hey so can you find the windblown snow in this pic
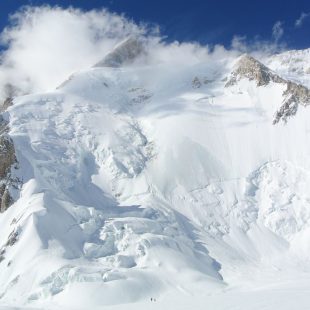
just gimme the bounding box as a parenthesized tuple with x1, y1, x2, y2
(1, 38, 310, 309)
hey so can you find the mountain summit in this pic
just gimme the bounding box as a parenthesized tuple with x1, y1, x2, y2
(1, 43, 310, 308)
(94, 37, 145, 67)
(226, 54, 310, 123)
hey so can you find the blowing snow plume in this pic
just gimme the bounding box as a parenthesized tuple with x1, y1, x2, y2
(0, 6, 148, 100)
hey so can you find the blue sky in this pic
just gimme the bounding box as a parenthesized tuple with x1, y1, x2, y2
(0, 0, 310, 49)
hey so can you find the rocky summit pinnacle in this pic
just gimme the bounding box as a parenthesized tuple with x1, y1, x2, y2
(225, 54, 285, 87)
(94, 37, 145, 68)
(225, 54, 310, 124)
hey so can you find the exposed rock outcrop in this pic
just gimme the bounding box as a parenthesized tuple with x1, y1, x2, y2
(0, 134, 18, 213)
(0, 136, 16, 179)
(225, 55, 285, 87)
(273, 100, 298, 124)
(273, 82, 310, 124)
(94, 37, 145, 68)
(285, 81, 310, 103)
(0, 229, 19, 264)
(0, 100, 20, 212)
(127, 87, 153, 105)
(192, 77, 213, 89)
(226, 54, 310, 124)
(0, 98, 13, 113)
(192, 77, 202, 89)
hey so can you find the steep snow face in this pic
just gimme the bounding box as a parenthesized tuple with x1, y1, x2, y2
(2, 49, 310, 308)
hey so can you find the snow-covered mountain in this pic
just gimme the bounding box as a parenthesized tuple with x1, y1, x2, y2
(1, 38, 310, 309)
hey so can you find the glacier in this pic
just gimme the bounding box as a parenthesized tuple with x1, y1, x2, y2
(1, 38, 310, 309)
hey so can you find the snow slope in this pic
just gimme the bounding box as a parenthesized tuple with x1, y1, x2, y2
(1, 41, 310, 308)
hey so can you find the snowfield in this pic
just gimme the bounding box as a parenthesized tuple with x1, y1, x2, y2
(1, 39, 310, 309)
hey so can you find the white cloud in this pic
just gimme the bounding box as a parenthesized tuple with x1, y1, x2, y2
(230, 34, 285, 58)
(0, 6, 146, 99)
(295, 12, 310, 28)
(231, 35, 248, 52)
(0, 6, 287, 101)
(272, 21, 284, 42)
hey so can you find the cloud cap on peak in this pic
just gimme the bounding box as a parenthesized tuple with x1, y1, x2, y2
(0, 6, 145, 100)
